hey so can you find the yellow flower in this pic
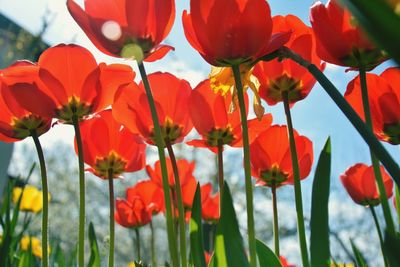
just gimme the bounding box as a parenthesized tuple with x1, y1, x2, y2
(20, 236, 50, 259)
(209, 65, 265, 120)
(330, 263, 355, 267)
(13, 185, 51, 213)
(127, 262, 136, 267)
(387, 0, 400, 14)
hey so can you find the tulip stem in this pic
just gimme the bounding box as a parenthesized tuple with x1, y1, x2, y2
(217, 140, 224, 211)
(135, 228, 141, 261)
(271, 184, 280, 257)
(369, 205, 388, 267)
(137, 61, 179, 267)
(282, 91, 310, 267)
(30, 130, 49, 267)
(108, 169, 115, 267)
(277, 46, 400, 189)
(150, 221, 157, 267)
(72, 116, 86, 267)
(396, 186, 400, 230)
(359, 66, 395, 235)
(232, 65, 257, 267)
(166, 139, 188, 267)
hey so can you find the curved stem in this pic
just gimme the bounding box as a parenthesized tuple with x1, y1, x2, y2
(232, 65, 257, 267)
(73, 116, 85, 267)
(108, 169, 115, 267)
(137, 62, 179, 267)
(278, 46, 400, 189)
(135, 228, 141, 261)
(369, 206, 388, 267)
(282, 91, 310, 267)
(359, 67, 395, 234)
(271, 185, 279, 257)
(217, 140, 224, 212)
(150, 221, 157, 267)
(30, 130, 49, 267)
(166, 140, 188, 267)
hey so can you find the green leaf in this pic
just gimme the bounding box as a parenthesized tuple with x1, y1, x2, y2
(383, 230, 400, 267)
(87, 222, 101, 267)
(341, 0, 400, 65)
(0, 142, 13, 200)
(350, 240, 368, 267)
(214, 182, 249, 267)
(255, 239, 282, 267)
(190, 184, 207, 267)
(310, 138, 331, 267)
(52, 244, 66, 267)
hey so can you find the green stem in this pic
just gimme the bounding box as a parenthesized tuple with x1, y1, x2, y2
(108, 169, 115, 267)
(271, 185, 279, 257)
(166, 140, 188, 267)
(369, 206, 388, 267)
(30, 130, 49, 267)
(137, 61, 179, 267)
(73, 116, 85, 267)
(359, 67, 395, 234)
(150, 221, 157, 267)
(232, 65, 257, 267)
(282, 91, 310, 267)
(135, 228, 141, 261)
(395, 186, 400, 230)
(278, 47, 400, 189)
(217, 139, 224, 212)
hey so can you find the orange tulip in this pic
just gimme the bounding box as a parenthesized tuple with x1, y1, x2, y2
(146, 158, 197, 211)
(310, 0, 386, 70)
(182, 0, 291, 66)
(250, 125, 313, 187)
(2, 44, 134, 123)
(67, 0, 175, 62)
(113, 72, 193, 145)
(78, 110, 146, 179)
(200, 183, 220, 222)
(0, 62, 51, 142)
(253, 15, 325, 106)
(345, 67, 400, 145)
(340, 163, 393, 206)
(188, 79, 272, 152)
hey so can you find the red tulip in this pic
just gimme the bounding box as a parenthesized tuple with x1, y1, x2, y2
(77, 110, 146, 179)
(113, 72, 193, 145)
(200, 183, 220, 222)
(253, 15, 325, 106)
(182, 0, 291, 66)
(250, 125, 313, 187)
(126, 180, 164, 215)
(115, 192, 152, 228)
(0, 62, 51, 142)
(188, 79, 272, 152)
(67, 0, 175, 62)
(340, 163, 393, 206)
(280, 256, 296, 267)
(2, 44, 134, 123)
(344, 67, 400, 145)
(146, 158, 197, 210)
(310, 0, 386, 70)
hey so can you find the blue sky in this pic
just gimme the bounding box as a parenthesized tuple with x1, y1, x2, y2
(1, 0, 398, 263)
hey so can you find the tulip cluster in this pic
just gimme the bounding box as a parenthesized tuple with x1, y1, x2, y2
(1, 0, 400, 266)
